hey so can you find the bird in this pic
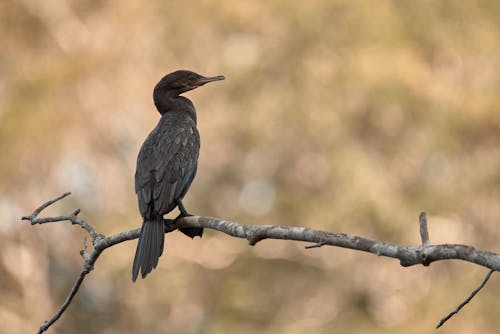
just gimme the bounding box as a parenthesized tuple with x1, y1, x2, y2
(132, 70, 225, 282)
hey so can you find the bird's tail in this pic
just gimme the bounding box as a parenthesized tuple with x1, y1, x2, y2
(132, 217, 165, 282)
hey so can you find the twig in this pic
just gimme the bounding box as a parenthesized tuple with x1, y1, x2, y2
(21, 194, 500, 332)
(37, 259, 98, 334)
(22, 192, 102, 243)
(305, 240, 327, 249)
(22, 192, 71, 220)
(419, 211, 430, 246)
(436, 269, 495, 329)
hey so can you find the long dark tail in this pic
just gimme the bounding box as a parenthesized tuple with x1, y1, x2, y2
(132, 217, 165, 282)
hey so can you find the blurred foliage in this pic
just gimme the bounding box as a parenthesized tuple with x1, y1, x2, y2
(1, 0, 500, 333)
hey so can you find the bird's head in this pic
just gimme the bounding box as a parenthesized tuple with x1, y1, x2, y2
(154, 70, 225, 97)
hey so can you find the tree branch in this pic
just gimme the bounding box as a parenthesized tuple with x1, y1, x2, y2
(22, 193, 498, 332)
(436, 269, 495, 329)
(22, 192, 102, 243)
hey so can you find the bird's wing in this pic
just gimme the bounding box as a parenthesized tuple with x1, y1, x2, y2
(135, 116, 200, 217)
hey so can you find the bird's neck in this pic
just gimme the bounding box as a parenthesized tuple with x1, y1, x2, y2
(155, 94, 197, 123)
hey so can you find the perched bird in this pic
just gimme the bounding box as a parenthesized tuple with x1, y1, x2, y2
(132, 70, 225, 282)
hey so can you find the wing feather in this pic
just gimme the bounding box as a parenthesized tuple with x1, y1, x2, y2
(135, 113, 200, 218)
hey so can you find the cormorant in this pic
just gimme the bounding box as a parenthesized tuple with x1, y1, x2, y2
(132, 70, 225, 282)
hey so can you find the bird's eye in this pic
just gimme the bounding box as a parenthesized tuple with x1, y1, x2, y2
(186, 75, 199, 87)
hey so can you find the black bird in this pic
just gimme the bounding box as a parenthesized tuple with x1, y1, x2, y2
(132, 70, 225, 282)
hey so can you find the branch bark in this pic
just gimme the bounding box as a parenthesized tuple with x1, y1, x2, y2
(22, 193, 497, 333)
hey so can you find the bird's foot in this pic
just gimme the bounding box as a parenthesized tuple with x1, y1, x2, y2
(176, 198, 192, 217)
(175, 199, 203, 239)
(163, 218, 176, 232)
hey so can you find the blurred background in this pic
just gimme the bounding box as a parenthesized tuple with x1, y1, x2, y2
(1, 0, 500, 333)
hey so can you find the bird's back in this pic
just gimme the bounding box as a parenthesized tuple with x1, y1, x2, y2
(135, 110, 200, 219)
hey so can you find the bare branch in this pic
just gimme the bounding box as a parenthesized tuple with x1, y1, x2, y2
(37, 253, 100, 334)
(172, 216, 500, 270)
(22, 192, 102, 243)
(436, 269, 495, 329)
(22, 194, 500, 332)
(21, 192, 71, 220)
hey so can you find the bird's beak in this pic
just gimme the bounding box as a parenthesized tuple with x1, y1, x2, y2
(194, 75, 225, 86)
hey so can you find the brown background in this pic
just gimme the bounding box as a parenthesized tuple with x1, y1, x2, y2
(1, 0, 500, 333)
